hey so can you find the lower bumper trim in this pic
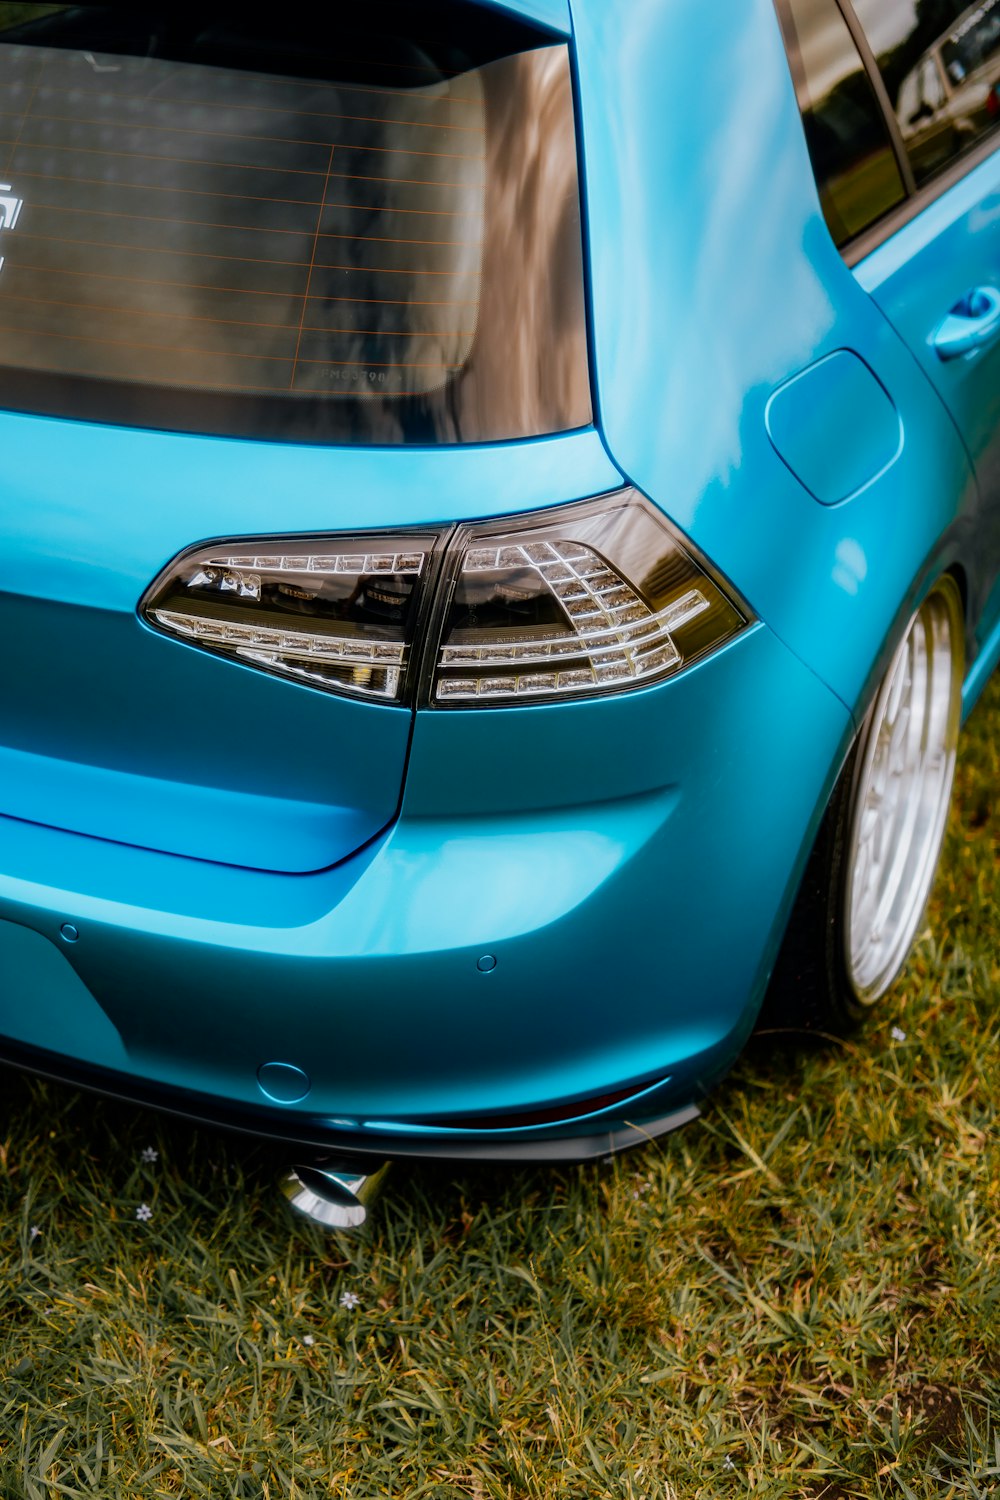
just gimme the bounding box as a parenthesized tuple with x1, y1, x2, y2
(1, 1037, 700, 1164)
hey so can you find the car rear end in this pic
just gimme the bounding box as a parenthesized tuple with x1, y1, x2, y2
(0, 0, 856, 1166)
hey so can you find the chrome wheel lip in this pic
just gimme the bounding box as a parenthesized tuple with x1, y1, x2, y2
(843, 578, 964, 1005)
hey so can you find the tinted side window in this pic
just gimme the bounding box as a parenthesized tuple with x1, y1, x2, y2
(852, 0, 1000, 186)
(782, 0, 907, 246)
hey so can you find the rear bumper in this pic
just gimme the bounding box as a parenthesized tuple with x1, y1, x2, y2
(0, 622, 851, 1162)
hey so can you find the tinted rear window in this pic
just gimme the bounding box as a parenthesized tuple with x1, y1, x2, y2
(0, 4, 591, 444)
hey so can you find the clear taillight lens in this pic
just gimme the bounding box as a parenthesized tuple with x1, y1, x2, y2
(143, 535, 442, 703)
(432, 493, 748, 704)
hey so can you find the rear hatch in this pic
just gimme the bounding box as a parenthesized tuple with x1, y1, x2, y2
(0, 1, 593, 873)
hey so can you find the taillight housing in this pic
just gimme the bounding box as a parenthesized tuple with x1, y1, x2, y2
(141, 492, 751, 708)
(430, 493, 747, 704)
(142, 533, 443, 704)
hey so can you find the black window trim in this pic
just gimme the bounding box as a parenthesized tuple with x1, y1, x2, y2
(774, 0, 1000, 266)
(836, 0, 918, 193)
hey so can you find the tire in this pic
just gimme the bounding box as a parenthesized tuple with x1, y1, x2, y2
(763, 575, 965, 1034)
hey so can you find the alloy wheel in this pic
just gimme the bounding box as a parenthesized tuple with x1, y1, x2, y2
(844, 577, 964, 1004)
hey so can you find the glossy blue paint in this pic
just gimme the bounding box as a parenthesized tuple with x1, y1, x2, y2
(0, 0, 997, 1164)
(765, 352, 902, 506)
(0, 621, 850, 1125)
(0, 918, 130, 1070)
(0, 739, 378, 874)
(854, 148, 1000, 657)
(963, 609, 1000, 719)
(570, 0, 980, 719)
(0, 418, 619, 870)
(0, 414, 617, 612)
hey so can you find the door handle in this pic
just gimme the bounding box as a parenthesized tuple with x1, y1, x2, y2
(933, 285, 1000, 360)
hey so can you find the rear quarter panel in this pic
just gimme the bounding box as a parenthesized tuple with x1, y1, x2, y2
(571, 0, 981, 720)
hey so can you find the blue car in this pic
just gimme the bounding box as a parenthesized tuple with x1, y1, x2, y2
(1, 0, 998, 1225)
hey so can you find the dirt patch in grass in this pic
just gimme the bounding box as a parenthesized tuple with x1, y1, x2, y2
(907, 1382, 974, 1453)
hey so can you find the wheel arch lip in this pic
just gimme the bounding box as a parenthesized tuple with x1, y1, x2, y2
(842, 530, 976, 736)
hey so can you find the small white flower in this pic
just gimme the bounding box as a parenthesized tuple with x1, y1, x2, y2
(723, 1455, 736, 1472)
(339, 1290, 361, 1310)
(891, 1026, 907, 1042)
(302, 1334, 315, 1346)
(29, 1225, 41, 1241)
(140, 1147, 159, 1164)
(135, 1203, 153, 1222)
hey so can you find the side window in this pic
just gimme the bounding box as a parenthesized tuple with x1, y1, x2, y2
(781, 0, 907, 247)
(852, 0, 1000, 186)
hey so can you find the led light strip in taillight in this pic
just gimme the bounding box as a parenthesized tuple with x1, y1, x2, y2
(152, 607, 408, 697)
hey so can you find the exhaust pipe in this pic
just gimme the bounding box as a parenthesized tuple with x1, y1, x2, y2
(280, 1159, 390, 1230)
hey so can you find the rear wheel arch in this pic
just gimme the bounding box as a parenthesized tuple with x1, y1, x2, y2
(761, 571, 965, 1033)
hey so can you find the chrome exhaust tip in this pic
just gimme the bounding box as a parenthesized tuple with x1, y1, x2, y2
(280, 1159, 390, 1230)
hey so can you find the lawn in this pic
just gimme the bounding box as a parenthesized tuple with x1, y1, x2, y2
(1, 678, 998, 1500)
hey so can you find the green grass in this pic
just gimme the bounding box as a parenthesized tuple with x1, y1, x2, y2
(1, 680, 998, 1500)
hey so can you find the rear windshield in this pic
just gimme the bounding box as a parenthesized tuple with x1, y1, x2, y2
(0, 4, 591, 444)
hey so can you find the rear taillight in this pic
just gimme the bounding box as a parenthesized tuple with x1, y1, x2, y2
(143, 535, 442, 703)
(142, 493, 750, 707)
(431, 494, 747, 704)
